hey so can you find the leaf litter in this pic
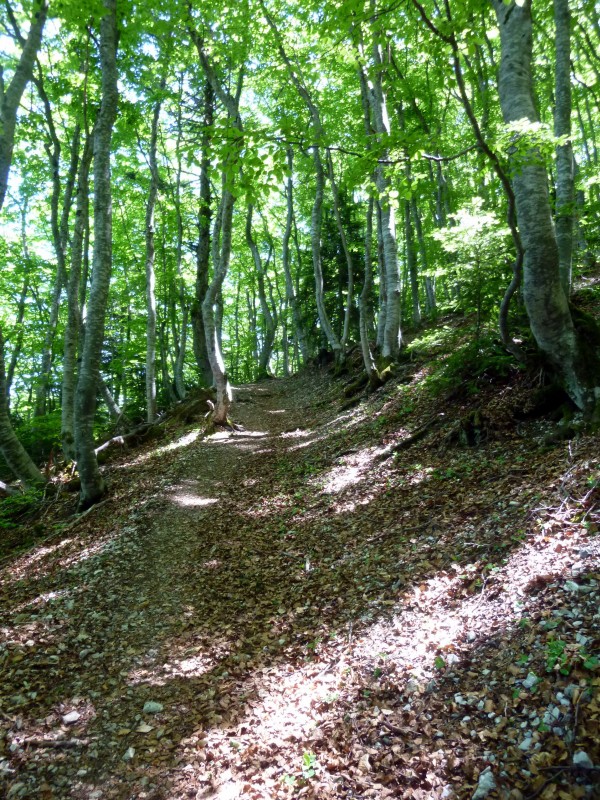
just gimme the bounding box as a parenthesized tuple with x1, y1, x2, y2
(0, 368, 599, 799)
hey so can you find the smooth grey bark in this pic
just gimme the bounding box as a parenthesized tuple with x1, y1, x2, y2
(144, 89, 164, 423)
(0, 328, 44, 485)
(359, 198, 377, 380)
(362, 42, 402, 359)
(98, 374, 124, 422)
(246, 205, 276, 377)
(61, 132, 93, 460)
(74, 0, 119, 508)
(261, 2, 341, 358)
(191, 79, 214, 386)
(492, 0, 599, 411)
(0, 0, 48, 210)
(554, 0, 575, 295)
(282, 147, 309, 363)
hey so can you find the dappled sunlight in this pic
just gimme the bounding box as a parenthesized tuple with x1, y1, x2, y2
(280, 428, 312, 439)
(171, 493, 218, 508)
(353, 531, 583, 685)
(318, 447, 380, 494)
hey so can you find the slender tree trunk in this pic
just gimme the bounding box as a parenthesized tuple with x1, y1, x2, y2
(98, 374, 124, 422)
(191, 80, 214, 386)
(326, 149, 354, 350)
(203, 189, 234, 424)
(61, 132, 93, 460)
(74, 0, 119, 509)
(246, 205, 276, 376)
(173, 82, 187, 401)
(554, 0, 575, 295)
(492, 0, 600, 411)
(144, 91, 163, 424)
(359, 198, 378, 380)
(404, 189, 421, 327)
(364, 42, 402, 358)
(282, 147, 309, 362)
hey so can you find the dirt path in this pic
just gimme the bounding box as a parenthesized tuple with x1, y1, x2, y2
(0, 376, 340, 799)
(1, 374, 599, 800)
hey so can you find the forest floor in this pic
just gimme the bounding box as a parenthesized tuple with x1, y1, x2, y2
(1, 348, 599, 800)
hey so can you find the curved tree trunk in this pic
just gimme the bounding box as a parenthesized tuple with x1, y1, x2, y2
(74, 0, 119, 509)
(0, 0, 48, 210)
(492, 0, 600, 411)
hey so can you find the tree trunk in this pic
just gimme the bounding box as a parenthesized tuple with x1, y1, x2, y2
(74, 0, 119, 509)
(202, 189, 233, 424)
(144, 90, 163, 424)
(0, 0, 48, 210)
(61, 131, 93, 460)
(326, 150, 355, 350)
(492, 0, 600, 411)
(246, 205, 276, 377)
(191, 80, 214, 387)
(282, 147, 309, 363)
(554, 0, 575, 296)
(359, 198, 378, 380)
(366, 41, 402, 359)
(0, 327, 45, 486)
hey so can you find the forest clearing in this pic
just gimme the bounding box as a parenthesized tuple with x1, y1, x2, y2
(1, 0, 600, 796)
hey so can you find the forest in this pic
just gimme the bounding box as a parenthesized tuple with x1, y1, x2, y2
(0, 0, 600, 798)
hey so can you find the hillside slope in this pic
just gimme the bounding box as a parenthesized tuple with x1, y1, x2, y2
(0, 366, 599, 799)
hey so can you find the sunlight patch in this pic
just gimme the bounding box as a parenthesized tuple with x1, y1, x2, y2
(172, 494, 218, 508)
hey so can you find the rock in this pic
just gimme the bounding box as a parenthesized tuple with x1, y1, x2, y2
(472, 766, 496, 799)
(519, 737, 533, 751)
(522, 672, 539, 689)
(62, 711, 81, 725)
(123, 746, 135, 761)
(573, 751, 594, 770)
(142, 701, 163, 714)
